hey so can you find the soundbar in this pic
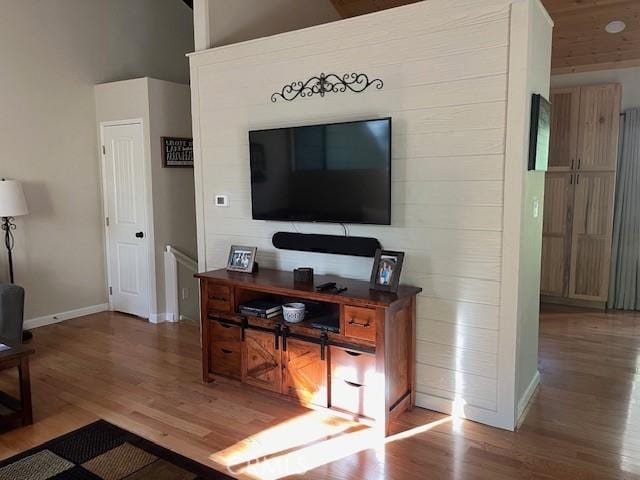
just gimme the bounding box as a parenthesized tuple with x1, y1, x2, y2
(272, 232, 381, 258)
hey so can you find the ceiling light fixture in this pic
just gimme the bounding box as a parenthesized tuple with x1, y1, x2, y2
(605, 20, 626, 34)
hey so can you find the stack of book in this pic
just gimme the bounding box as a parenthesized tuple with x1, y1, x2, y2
(239, 299, 282, 319)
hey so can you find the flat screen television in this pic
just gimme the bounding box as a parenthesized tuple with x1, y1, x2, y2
(249, 117, 391, 225)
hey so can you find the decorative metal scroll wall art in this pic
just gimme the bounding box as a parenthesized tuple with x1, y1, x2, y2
(271, 73, 383, 102)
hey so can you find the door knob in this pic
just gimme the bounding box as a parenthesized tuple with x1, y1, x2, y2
(135, 231, 144, 238)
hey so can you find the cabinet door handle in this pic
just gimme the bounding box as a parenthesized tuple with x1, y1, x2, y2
(344, 380, 364, 388)
(221, 348, 233, 355)
(348, 318, 370, 328)
(320, 332, 328, 361)
(570, 174, 573, 185)
(576, 174, 580, 185)
(274, 325, 281, 350)
(282, 325, 289, 352)
(577, 158, 581, 169)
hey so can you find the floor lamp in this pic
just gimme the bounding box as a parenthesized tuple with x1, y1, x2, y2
(0, 179, 30, 341)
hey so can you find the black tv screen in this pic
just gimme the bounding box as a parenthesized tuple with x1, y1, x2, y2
(249, 118, 391, 225)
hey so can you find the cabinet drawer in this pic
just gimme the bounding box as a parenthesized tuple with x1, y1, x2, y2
(330, 378, 376, 419)
(210, 344, 241, 379)
(208, 284, 231, 312)
(209, 319, 241, 379)
(330, 346, 376, 386)
(343, 306, 376, 342)
(211, 319, 241, 342)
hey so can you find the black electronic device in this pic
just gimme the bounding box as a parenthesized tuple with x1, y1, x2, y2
(315, 282, 337, 291)
(272, 232, 381, 257)
(249, 118, 391, 225)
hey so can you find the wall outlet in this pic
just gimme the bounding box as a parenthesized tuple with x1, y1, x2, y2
(215, 194, 229, 207)
(182, 288, 189, 300)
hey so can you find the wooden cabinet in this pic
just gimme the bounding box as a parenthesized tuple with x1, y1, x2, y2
(541, 172, 574, 296)
(576, 85, 622, 171)
(568, 172, 616, 300)
(282, 338, 328, 407)
(549, 87, 580, 171)
(196, 268, 421, 436)
(541, 84, 620, 306)
(243, 329, 281, 393)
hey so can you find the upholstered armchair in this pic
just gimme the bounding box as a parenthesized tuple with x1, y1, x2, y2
(0, 284, 25, 344)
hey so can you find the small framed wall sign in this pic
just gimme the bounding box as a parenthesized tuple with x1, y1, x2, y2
(226, 245, 258, 273)
(528, 94, 551, 171)
(162, 137, 193, 168)
(369, 249, 404, 293)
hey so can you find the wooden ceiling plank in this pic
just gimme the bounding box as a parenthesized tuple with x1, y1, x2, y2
(330, 0, 640, 74)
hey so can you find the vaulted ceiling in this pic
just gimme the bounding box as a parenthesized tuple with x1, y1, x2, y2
(329, 0, 640, 75)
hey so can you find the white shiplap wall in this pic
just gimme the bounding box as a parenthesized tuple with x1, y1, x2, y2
(190, 0, 552, 429)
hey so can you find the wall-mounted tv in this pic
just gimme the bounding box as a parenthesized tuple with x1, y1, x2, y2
(249, 118, 391, 225)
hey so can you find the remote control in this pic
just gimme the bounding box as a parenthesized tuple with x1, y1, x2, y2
(315, 282, 336, 291)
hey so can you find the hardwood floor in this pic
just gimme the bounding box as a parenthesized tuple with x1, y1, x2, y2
(0, 305, 638, 479)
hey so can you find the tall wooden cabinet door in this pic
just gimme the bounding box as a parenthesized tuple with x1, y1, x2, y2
(540, 172, 574, 297)
(576, 84, 621, 171)
(568, 172, 616, 301)
(549, 87, 581, 171)
(242, 329, 281, 393)
(282, 339, 328, 407)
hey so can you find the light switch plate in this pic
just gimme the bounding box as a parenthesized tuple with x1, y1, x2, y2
(533, 198, 539, 219)
(215, 194, 229, 207)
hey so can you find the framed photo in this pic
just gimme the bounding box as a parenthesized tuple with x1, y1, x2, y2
(226, 245, 257, 273)
(162, 137, 193, 168)
(528, 94, 551, 171)
(369, 249, 404, 292)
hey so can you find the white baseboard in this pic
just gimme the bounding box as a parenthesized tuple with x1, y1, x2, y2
(149, 312, 175, 324)
(179, 314, 195, 322)
(415, 392, 514, 431)
(24, 303, 109, 330)
(517, 370, 541, 424)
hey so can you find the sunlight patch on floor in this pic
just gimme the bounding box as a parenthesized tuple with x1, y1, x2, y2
(211, 411, 452, 479)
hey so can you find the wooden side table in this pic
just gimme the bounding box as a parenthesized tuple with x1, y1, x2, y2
(0, 339, 34, 428)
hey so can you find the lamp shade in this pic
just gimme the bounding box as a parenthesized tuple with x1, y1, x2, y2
(0, 179, 29, 217)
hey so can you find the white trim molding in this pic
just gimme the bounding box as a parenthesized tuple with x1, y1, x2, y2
(517, 370, 541, 424)
(164, 245, 198, 323)
(149, 312, 173, 324)
(24, 303, 109, 330)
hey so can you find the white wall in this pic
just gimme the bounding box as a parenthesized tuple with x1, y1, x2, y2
(551, 66, 640, 111)
(190, 0, 551, 429)
(148, 79, 198, 319)
(512, 1, 552, 420)
(194, 0, 340, 50)
(95, 78, 197, 321)
(0, 0, 193, 321)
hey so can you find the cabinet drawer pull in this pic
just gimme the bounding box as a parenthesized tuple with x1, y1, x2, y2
(345, 350, 361, 357)
(348, 318, 370, 328)
(220, 348, 233, 355)
(344, 380, 364, 388)
(217, 321, 232, 329)
(210, 295, 227, 302)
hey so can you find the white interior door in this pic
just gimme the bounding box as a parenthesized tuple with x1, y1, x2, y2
(102, 122, 150, 318)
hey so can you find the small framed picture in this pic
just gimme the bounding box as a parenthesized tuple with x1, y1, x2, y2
(162, 137, 193, 168)
(369, 249, 404, 292)
(226, 245, 257, 273)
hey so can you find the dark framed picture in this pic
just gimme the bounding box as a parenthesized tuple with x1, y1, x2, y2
(528, 94, 551, 171)
(226, 245, 257, 273)
(369, 249, 404, 292)
(162, 137, 193, 168)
